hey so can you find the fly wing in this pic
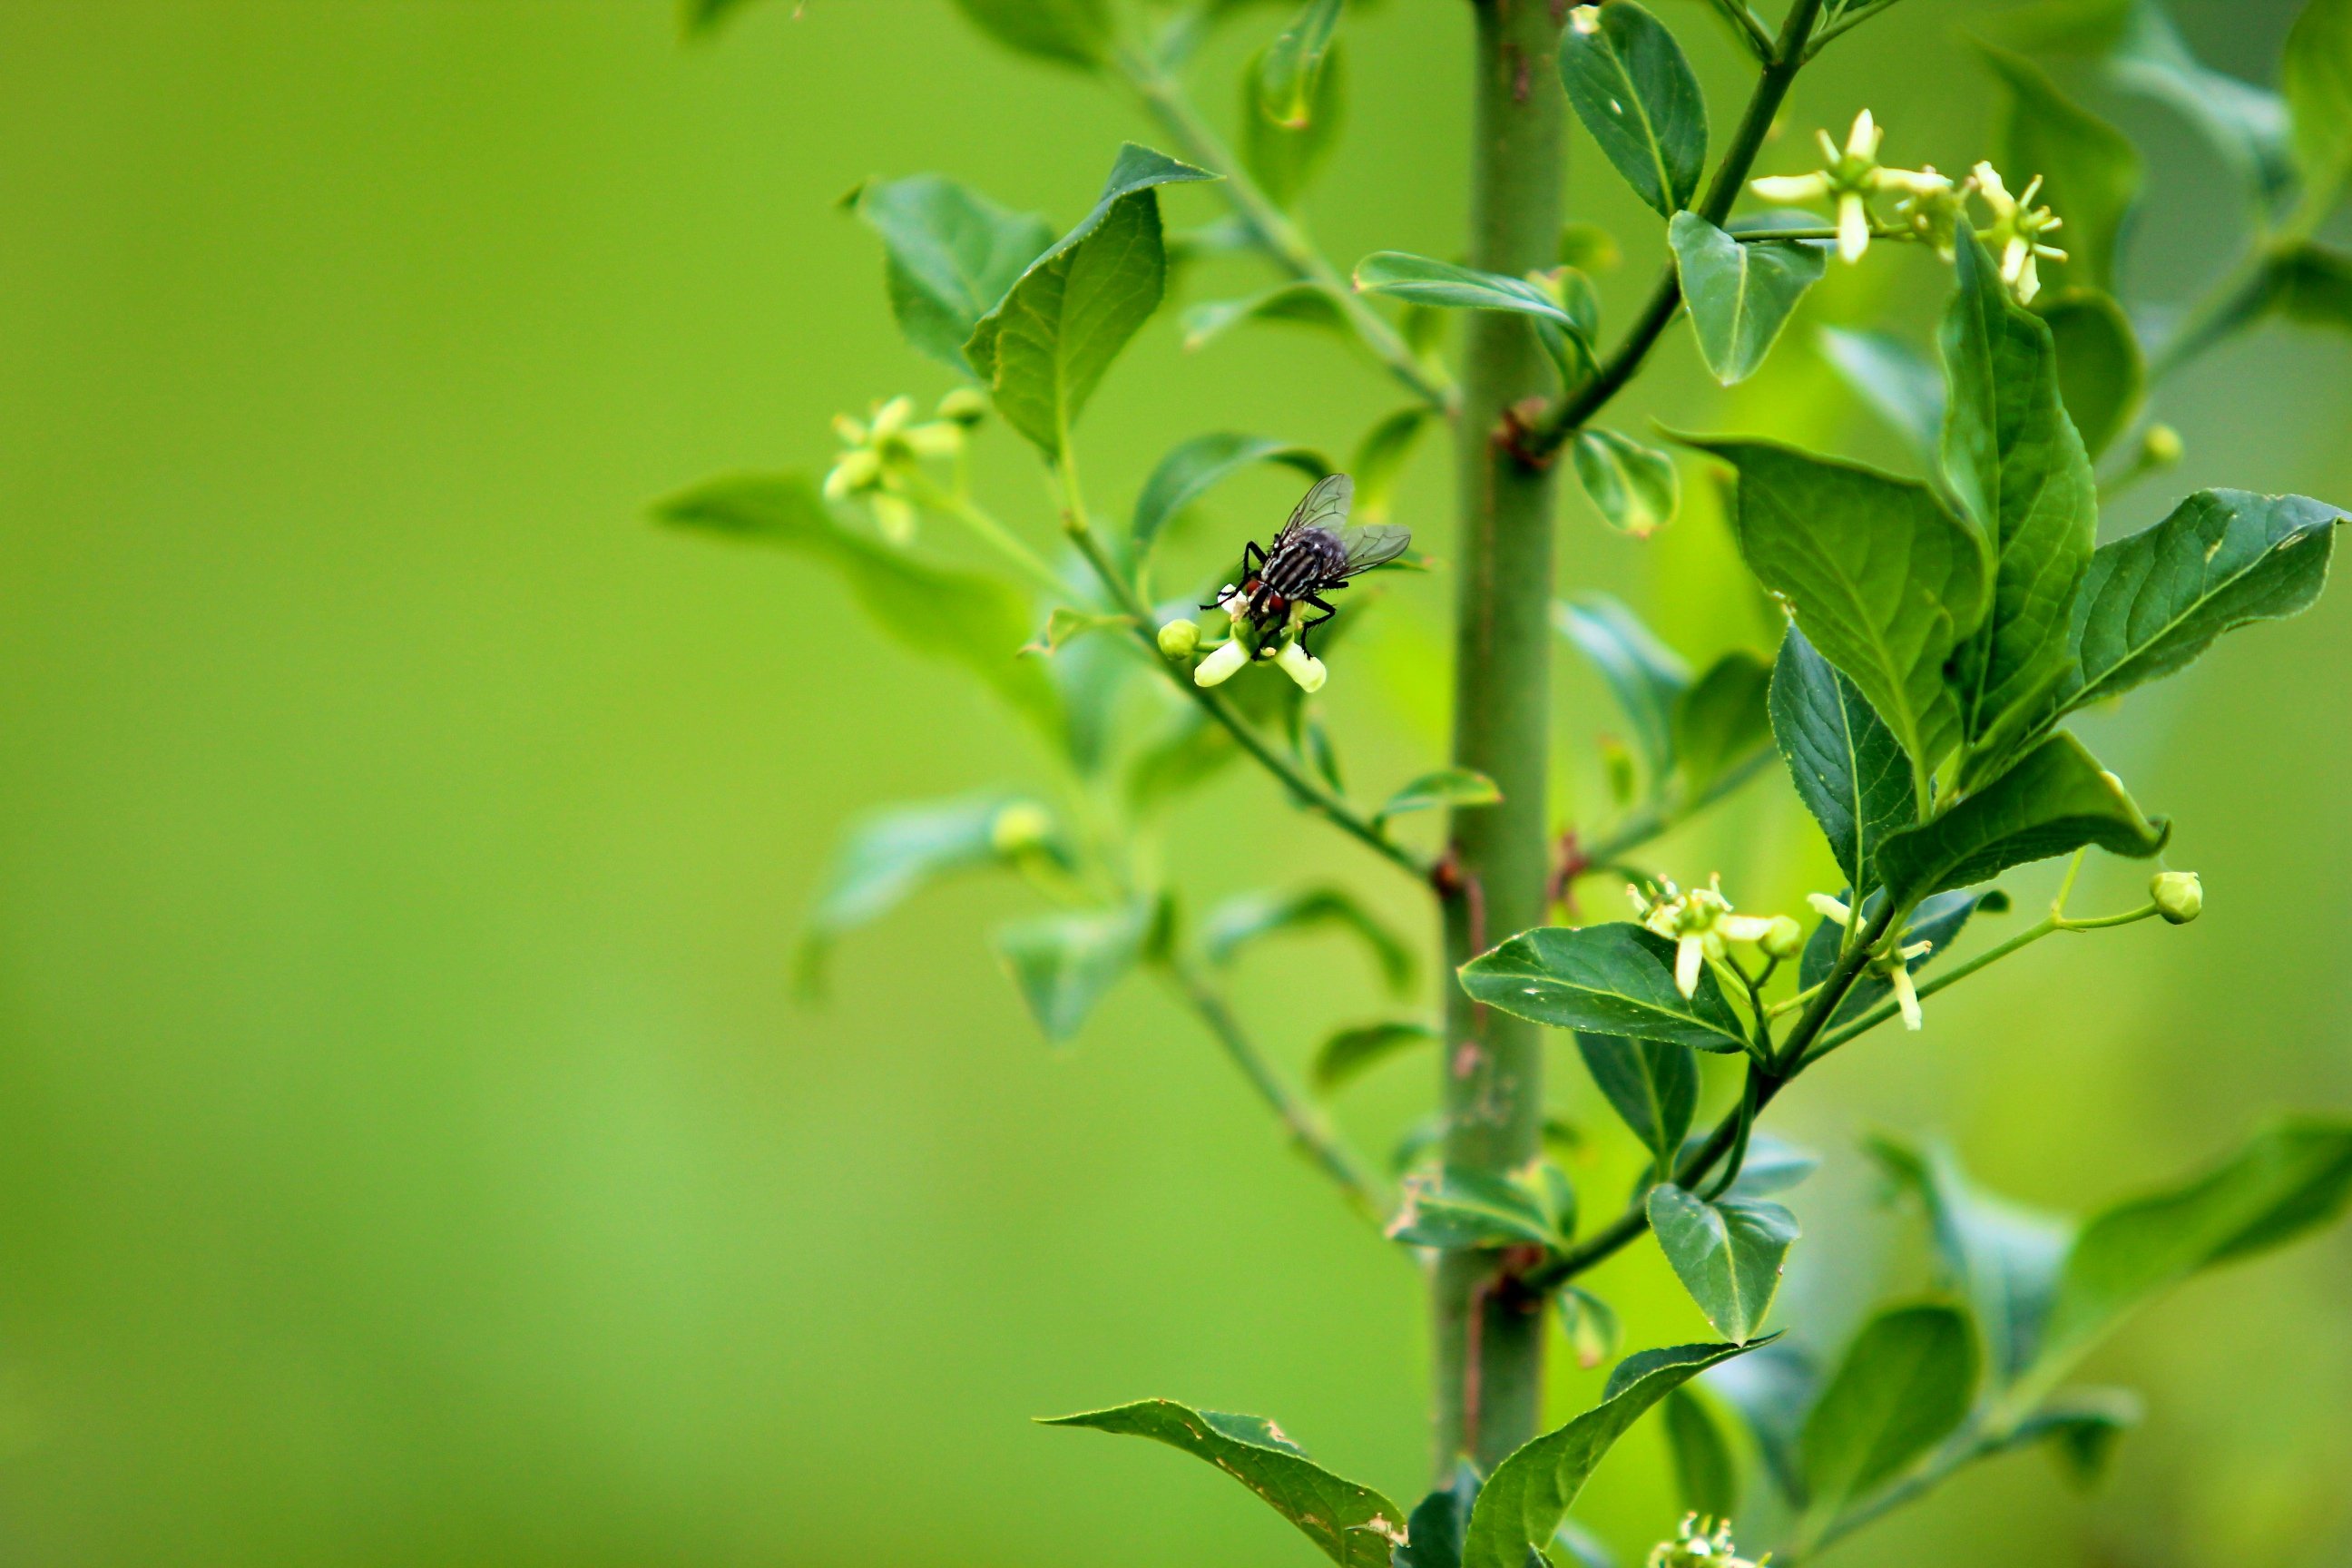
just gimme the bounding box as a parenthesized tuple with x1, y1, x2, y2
(1272, 472, 1353, 548)
(1337, 523, 1413, 576)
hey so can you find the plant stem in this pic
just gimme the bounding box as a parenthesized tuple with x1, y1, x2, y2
(1533, 0, 1828, 456)
(900, 473, 1073, 599)
(1431, 0, 1565, 1481)
(1054, 466, 1433, 880)
(1111, 46, 1458, 416)
(1160, 956, 1389, 1226)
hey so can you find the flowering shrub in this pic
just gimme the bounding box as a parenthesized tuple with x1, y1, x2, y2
(664, 1, 2352, 1564)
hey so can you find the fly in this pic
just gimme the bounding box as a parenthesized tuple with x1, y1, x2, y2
(1208, 473, 1412, 660)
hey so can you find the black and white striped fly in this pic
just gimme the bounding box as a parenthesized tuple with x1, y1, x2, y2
(1210, 474, 1412, 658)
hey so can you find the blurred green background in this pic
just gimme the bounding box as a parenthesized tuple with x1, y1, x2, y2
(2, 1, 2347, 1563)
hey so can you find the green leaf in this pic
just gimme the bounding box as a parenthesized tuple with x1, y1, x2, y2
(1202, 886, 1415, 995)
(1245, 37, 1347, 208)
(2285, 0, 2352, 207)
(1573, 428, 1681, 537)
(1674, 1131, 1820, 1201)
(1557, 594, 1690, 783)
(2035, 1117, 2352, 1382)
(2046, 488, 2342, 721)
(1998, 0, 2294, 207)
(1043, 1400, 1406, 1568)
(1769, 625, 1914, 889)
(1798, 1303, 1979, 1524)
(1663, 1387, 1741, 1520)
(1939, 230, 2098, 768)
(1668, 213, 1827, 386)
(1556, 1285, 1624, 1370)
(1557, 1, 1709, 217)
(1818, 326, 1943, 462)
(796, 792, 1050, 986)
(1352, 407, 1436, 523)
(1978, 44, 2142, 294)
(966, 143, 1218, 456)
(1873, 732, 2166, 907)
(1131, 433, 1329, 555)
(656, 473, 1061, 735)
(1310, 1020, 1439, 1095)
(1393, 1463, 1480, 1568)
(1988, 1387, 2142, 1490)
(1387, 1164, 1567, 1251)
(1181, 281, 1353, 352)
(1703, 1338, 1817, 1504)
(1647, 1188, 1799, 1343)
(2035, 289, 2145, 460)
(1461, 924, 1750, 1053)
(1867, 1134, 2073, 1387)
(1460, 1338, 1769, 1568)
(1576, 1033, 1699, 1177)
(851, 175, 1055, 376)
(1687, 436, 1984, 787)
(1673, 650, 1772, 795)
(1376, 768, 1504, 826)
(2249, 240, 2352, 334)
(948, 0, 1112, 67)
(1353, 252, 1587, 330)
(994, 905, 1147, 1043)
(1256, 0, 1345, 127)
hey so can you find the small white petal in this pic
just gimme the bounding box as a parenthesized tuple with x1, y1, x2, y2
(1193, 638, 1250, 688)
(903, 420, 963, 458)
(1838, 193, 1871, 263)
(1847, 108, 1880, 159)
(1891, 964, 1923, 1031)
(1807, 892, 1852, 926)
(1720, 914, 1775, 943)
(1750, 172, 1832, 202)
(1676, 936, 1704, 999)
(1276, 640, 1328, 692)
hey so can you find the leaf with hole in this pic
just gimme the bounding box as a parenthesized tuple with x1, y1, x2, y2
(1558, 1, 1708, 217)
(1044, 1399, 1406, 1568)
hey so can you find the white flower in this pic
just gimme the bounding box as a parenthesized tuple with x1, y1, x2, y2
(1275, 639, 1328, 693)
(1632, 877, 1785, 998)
(1838, 192, 1871, 264)
(1749, 109, 1948, 266)
(820, 393, 971, 541)
(1972, 162, 2067, 304)
(1193, 637, 1250, 688)
(1878, 938, 1935, 1030)
(1808, 891, 1852, 926)
(1649, 1514, 1765, 1568)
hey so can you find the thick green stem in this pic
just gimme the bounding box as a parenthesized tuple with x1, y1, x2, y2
(1432, 0, 1564, 1480)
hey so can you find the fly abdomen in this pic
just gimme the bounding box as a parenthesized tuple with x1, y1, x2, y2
(1266, 529, 1348, 594)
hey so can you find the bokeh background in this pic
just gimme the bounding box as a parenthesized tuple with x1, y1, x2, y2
(3, 1, 2347, 1563)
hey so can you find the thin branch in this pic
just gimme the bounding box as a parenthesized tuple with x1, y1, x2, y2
(1530, 0, 1830, 458)
(1160, 956, 1390, 1226)
(1108, 44, 1459, 416)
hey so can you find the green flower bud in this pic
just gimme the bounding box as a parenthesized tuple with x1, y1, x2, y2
(2142, 423, 2183, 466)
(1156, 618, 1200, 658)
(989, 802, 1054, 856)
(2151, 870, 2202, 925)
(1760, 914, 1805, 959)
(936, 387, 990, 426)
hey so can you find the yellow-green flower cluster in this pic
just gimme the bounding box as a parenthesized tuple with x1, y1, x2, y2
(1648, 1514, 1769, 1568)
(821, 390, 983, 542)
(1748, 110, 1954, 265)
(1632, 876, 1792, 998)
(1157, 584, 1328, 694)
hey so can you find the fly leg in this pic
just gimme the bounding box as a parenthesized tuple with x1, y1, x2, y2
(1295, 594, 1338, 658)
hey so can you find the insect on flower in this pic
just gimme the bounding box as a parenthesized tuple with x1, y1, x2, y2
(1207, 473, 1412, 660)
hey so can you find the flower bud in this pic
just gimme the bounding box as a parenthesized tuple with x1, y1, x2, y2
(2142, 423, 2183, 466)
(1156, 618, 1200, 658)
(2151, 870, 2202, 925)
(936, 387, 990, 426)
(1193, 637, 1250, 688)
(989, 802, 1054, 855)
(1760, 914, 1805, 959)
